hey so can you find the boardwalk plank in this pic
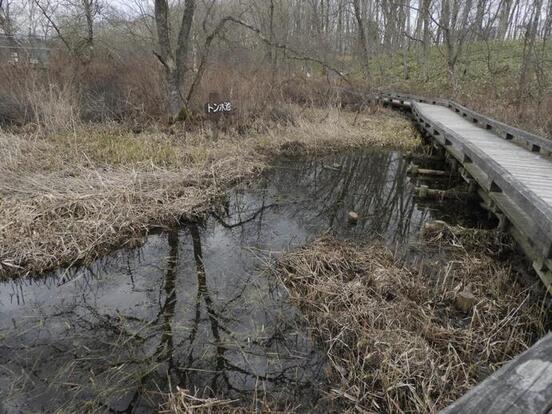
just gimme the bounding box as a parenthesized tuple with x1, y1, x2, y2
(415, 102, 552, 222)
(440, 333, 552, 414)
(382, 92, 552, 414)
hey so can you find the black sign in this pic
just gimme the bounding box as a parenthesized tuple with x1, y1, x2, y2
(205, 102, 232, 114)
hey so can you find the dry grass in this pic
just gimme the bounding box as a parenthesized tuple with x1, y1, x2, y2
(161, 389, 242, 414)
(0, 106, 418, 279)
(161, 388, 291, 414)
(420, 220, 515, 256)
(272, 232, 549, 413)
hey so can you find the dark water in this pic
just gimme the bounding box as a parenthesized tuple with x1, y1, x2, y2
(0, 150, 486, 413)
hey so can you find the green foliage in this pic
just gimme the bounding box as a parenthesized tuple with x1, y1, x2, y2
(369, 40, 552, 99)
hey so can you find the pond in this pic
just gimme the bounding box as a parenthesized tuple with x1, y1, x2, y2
(0, 150, 489, 412)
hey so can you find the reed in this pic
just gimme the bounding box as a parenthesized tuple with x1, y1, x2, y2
(271, 231, 549, 413)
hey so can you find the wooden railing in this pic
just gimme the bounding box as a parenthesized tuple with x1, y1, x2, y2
(373, 90, 552, 414)
(378, 92, 552, 156)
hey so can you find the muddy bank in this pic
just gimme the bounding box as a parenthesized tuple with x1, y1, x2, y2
(0, 107, 417, 279)
(272, 229, 549, 413)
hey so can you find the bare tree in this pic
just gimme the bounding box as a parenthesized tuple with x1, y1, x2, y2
(154, 0, 196, 119)
(437, 0, 473, 93)
(82, 0, 97, 50)
(352, 0, 370, 81)
(421, 0, 432, 81)
(0, 0, 8, 32)
(3, 0, 551, 122)
(33, 0, 102, 58)
(518, 0, 543, 107)
(497, 0, 514, 39)
(0, 0, 16, 36)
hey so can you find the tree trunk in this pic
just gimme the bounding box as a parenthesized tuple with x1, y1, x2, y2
(497, 0, 513, 40)
(269, 0, 277, 83)
(402, 0, 410, 80)
(441, 0, 459, 93)
(518, 0, 543, 109)
(337, 0, 343, 54)
(543, 0, 552, 39)
(474, 0, 487, 39)
(0, 0, 18, 58)
(421, 0, 431, 82)
(352, 0, 371, 81)
(0, 0, 15, 37)
(82, 0, 94, 49)
(154, 0, 196, 120)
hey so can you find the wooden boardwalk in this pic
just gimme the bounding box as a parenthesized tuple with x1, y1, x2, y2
(441, 332, 552, 414)
(380, 93, 552, 290)
(376, 92, 552, 414)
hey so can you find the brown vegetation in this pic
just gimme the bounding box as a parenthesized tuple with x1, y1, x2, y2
(0, 105, 418, 279)
(271, 228, 549, 413)
(161, 388, 289, 414)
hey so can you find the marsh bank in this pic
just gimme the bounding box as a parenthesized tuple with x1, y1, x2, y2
(0, 148, 494, 411)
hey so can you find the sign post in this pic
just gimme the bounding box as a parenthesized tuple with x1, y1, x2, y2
(204, 92, 233, 140)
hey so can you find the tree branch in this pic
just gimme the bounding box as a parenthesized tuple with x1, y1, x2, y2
(226, 16, 351, 85)
(186, 15, 352, 104)
(33, 0, 73, 53)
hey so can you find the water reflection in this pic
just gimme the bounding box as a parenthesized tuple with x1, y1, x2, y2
(264, 151, 426, 243)
(1, 150, 443, 412)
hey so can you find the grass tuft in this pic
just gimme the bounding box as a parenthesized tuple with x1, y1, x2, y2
(271, 233, 549, 413)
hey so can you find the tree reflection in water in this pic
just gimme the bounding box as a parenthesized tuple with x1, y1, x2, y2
(1, 150, 461, 412)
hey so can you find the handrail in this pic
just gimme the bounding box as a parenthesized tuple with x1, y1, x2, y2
(378, 92, 552, 156)
(411, 102, 552, 259)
